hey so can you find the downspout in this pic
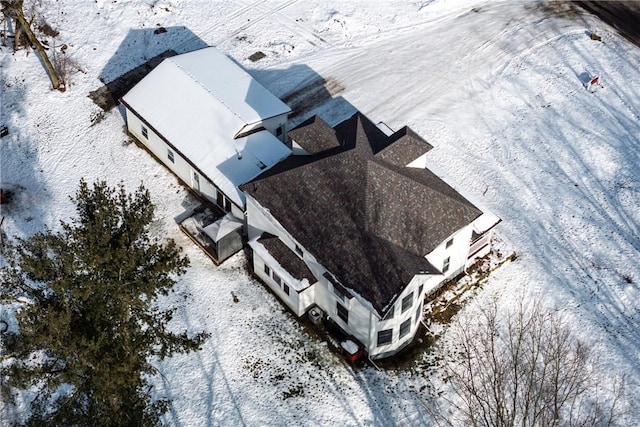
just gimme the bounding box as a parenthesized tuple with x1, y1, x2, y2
(367, 309, 382, 371)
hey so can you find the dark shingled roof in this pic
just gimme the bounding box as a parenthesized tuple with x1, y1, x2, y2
(288, 115, 341, 155)
(258, 233, 314, 283)
(374, 127, 433, 166)
(241, 112, 482, 314)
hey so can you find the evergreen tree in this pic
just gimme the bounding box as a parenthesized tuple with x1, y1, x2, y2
(0, 180, 207, 426)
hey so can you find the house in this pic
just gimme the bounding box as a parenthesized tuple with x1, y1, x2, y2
(240, 113, 500, 359)
(120, 47, 292, 219)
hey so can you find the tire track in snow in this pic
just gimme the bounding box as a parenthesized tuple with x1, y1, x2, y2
(248, 0, 335, 49)
(212, 0, 300, 47)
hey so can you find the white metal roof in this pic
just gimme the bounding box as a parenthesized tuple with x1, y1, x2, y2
(121, 47, 292, 207)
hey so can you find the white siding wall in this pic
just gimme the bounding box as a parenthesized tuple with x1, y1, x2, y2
(247, 194, 475, 359)
(425, 223, 474, 279)
(368, 275, 432, 358)
(261, 115, 288, 143)
(125, 108, 243, 218)
(253, 252, 309, 316)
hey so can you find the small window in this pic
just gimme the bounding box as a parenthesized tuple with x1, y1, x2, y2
(167, 149, 175, 163)
(415, 303, 422, 325)
(399, 318, 411, 339)
(216, 190, 224, 209)
(383, 305, 395, 320)
(295, 244, 303, 257)
(446, 238, 454, 248)
(273, 272, 282, 287)
(401, 292, 413, 314)
(418, 284, 424, 296)
(324, 272, 348, 301)
(276, 126, 283, 136)
(264, 264, 271, 277)
(283, 283, 290, 296)
(337, 302, 348, 324)
(224, 197, 232, 213)
(443, 257, 450, 273)
(377, 329, 393, 347)
(141, 125, 148, 139)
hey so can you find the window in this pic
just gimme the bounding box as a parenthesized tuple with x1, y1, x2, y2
(273, 272, 282, 287)
(324, 272, 351, 301)
(383, 305, 395, 320)
(446, 238, 454, 248)
(276, 126, 283, 136)
(283, 283, 290, 296)
(401, 292, 413, 314)
(418, 284, 424, 296)
(415, 303, 422, 325)
(224, 197, 232, 213)
(264, 264, 271, 277)
(399, 318, 411, 339)
(377, 329, 393, 347)
(141, 125, 148, 139)
(295, 244, 303, 257)
(216, 190, 224, 209)
(336, 302, 348, 324)
(167, 149, 175, 163)
(443, 256, 450, 273)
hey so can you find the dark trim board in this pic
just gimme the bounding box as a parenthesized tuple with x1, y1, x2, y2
(121, 99, 243, 214)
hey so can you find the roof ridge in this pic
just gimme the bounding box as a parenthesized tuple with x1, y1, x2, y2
(376, 158, 479, 213)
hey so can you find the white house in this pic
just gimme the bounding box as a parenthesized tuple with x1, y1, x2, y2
(240, 113, 500, 359)
(121, 47, 292, 219)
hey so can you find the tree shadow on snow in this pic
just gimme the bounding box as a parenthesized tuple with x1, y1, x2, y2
(0, 52, 51, 243)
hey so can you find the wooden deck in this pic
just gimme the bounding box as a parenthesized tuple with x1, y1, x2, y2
(176, 202, 226, 265)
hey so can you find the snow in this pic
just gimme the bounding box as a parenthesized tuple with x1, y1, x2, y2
(1, 0, 639, 425)
(121, 47, 291, 207)
(203, 214, 243, 242)
(341, 340, 359, 355)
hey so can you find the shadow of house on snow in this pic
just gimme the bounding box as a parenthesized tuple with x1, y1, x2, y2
(249, 65, 354, 128)
(89, 26, 208, 112)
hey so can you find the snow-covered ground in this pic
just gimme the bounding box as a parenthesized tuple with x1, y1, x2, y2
(1, 0, 639, 425)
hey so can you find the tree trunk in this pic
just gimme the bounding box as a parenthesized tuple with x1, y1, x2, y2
(2, 0, 63, 91)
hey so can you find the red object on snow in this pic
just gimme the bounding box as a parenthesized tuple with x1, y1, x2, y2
(590, 76, 599, 86)
(341, 340, 364, 363)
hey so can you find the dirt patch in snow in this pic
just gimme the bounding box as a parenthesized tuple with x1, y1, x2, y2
(88, 50, 177, 111)
(282, 76, 344, 120)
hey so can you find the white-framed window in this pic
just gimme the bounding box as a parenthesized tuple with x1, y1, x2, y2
(446, 238, 454, 248)
(264, 264, 271, 276)
(415, 303, 422, 325)
(283, 283, 290, 296)
(399, 318, 411, 339)
(224, 197, 232, 213)
(276, 126, 283, 136)
(337, 302, 348, 324)
(377, 329, 393, 347)
(443, 256, 450, 273)
(383, 305, 395, 320)
(141, 125, 148, 139)
(167, 149, 175, 163)
(418, 284, 424, 296)
(273, 272, 282, 287)
(401, 292, 413, 314)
